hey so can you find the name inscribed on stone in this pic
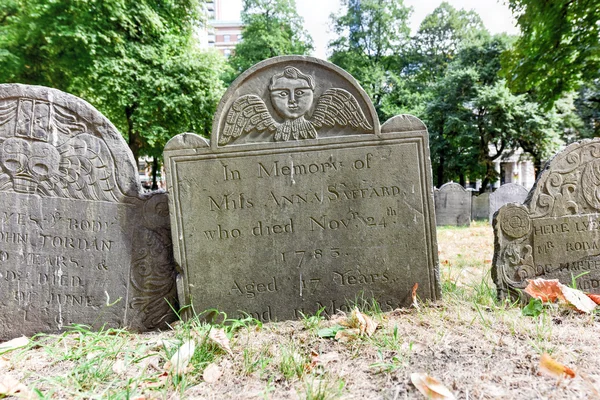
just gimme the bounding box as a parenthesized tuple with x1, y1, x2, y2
(165, 56, 440, 322)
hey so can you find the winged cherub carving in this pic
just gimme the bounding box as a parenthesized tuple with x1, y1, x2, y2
(219, 66, 373, 145)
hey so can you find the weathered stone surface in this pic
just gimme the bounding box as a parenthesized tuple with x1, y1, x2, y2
(164, 56, 440, 322)
(471, 192, 490, 221)
(489, 183, 528, 222)
(434, 183, 471, 226)
(0, 84, 177, 339)
(493, 139, 600, 299)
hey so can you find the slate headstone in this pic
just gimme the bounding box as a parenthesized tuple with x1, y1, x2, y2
(434, 183, 471, 226)
(493, 139, 600, 299)
(164, 56, 440, 321)
(489, 183, 528, 222)
(472, 192, 490, 221)
(0, 84, 177, 339)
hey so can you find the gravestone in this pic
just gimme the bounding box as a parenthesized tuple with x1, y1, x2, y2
(434, 183, 471, 226)
(493, 139, 600, 299)
(0, 84, 177, 339)
(489, 183, 528, 222)
(471, 192, 490, 221)
(164, 56, 440, 322)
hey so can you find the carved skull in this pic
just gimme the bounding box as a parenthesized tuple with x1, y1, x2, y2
(0, 137, 60, 193)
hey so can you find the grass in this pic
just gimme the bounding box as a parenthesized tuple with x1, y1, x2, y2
(2, 221, 600, 398)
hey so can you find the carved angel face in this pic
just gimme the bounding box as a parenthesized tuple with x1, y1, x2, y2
(270, 77, 314, 120)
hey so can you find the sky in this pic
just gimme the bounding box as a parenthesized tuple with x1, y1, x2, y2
(219, 0, 519, 59)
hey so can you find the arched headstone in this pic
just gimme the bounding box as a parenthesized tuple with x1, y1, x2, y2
(0, 84, 177, 338)
(493, 139, 600, 298)
(164, 56, 440, 321)
(489, 183, 528, 222)
(434, 183, 471, 226)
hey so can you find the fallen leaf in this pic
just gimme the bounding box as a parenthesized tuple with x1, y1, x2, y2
(525, 279, 565, 302)
(561, 285, 597, 313)
(0, 375, 34, 398)
(0, 337, 29, 354)
(410, 372, 456, 399)
(349, 308, 378, 336)
(203, 363, 222, 383)
(208, 328, 233, 357)
(142, 371, 169, 389)
(412, 283, 420, 309)
(168, 339, 196, 375)
(539, 353, 575, 379)
(334, 328, 360, 342)
(586, 293, 600, 305)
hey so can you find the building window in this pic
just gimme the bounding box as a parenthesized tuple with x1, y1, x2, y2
(237, 34, 243, 41)
(223, 34, 231, 43)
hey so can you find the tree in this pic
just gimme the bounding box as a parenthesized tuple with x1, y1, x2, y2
(426, 35, 562, 188)
(0, 0, 226, 186)
(502, 0, 600, 107)
(573, 79, 600, 139)
(228, 0, 313, 77)
(409, 2, 488, 90)
(328, 0, 411, 120)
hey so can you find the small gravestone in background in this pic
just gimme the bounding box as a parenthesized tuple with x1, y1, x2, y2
(0, 84, 177, 339)
(434, 183, 471, 226)
(493, 139, 600, 299)
(489, 183, 528, 222)
(164, 56, 440, 322)
(471, 192, 490, 221)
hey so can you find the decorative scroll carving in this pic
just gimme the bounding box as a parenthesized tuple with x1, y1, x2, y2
(219, 66, 373, 145)
(493, 139, 600, 300)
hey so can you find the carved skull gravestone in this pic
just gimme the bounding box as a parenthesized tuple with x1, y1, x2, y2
(164, 56, 440, 321)
(0, 84, 177, 338)
(493, 139, 600, 299)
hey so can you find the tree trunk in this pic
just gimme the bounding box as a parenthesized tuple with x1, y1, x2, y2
(125, 105, 142, 167)
(437, 153, 445, 188)
(151, 157, 159, 190)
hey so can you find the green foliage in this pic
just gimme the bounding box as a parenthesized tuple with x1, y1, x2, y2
(425, 35, 563, 186)
(328, 0, 411, 120)
(0, 0, 226, 165)
(502, 0, 600, 107)
(573, 79, 600, 140)
(522, 298, 544, 317)
(228, 0, 313, 77)
(410, 1, 488, 88)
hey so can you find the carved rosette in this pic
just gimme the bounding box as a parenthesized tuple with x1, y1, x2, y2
(493, 139, 600, 300)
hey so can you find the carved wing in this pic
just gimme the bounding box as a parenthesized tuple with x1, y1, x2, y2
(310, 88, 373, 131)
(41, 133, 124, 202)
(220, 95, 278, 145)
(0, 101, 18, 128)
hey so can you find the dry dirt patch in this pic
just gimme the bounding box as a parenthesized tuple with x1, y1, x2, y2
(1, 222, 599, 399)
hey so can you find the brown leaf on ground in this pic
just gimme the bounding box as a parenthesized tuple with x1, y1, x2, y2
(412, 282, 420, 309)
(525, 279, 565, 302)
(560, 285, 597, 313)
(410, 372, 456, 399)
(539, 353, 575, 379)
(334, 328, 360, 342)
(0, 375, 34, 398)
(203, 363, 222, 383)
(586, 293, 600, 305)
(208, 328, 233, 357)
(349, 308, 378, 336)
(167, 339, 196, 375)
